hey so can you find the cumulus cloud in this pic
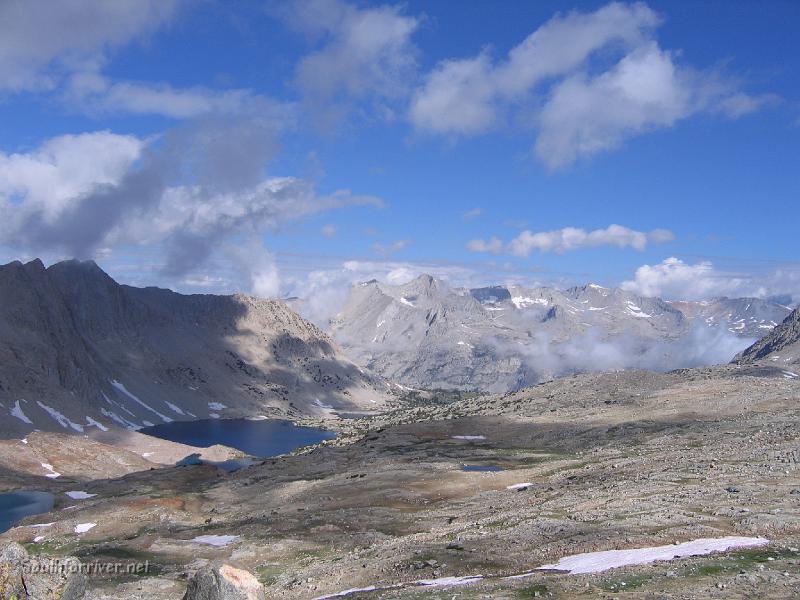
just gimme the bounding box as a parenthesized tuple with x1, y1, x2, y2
(466, 237, 503, 254)
(622, 257, 800, 302)
(536, 43, 691, 167)
(0, 121, 384, 294)
(0, 131, 144, 220)
(411, 2, 658, 135)
(0, 0, 183, 92)
(410, 2, 775, 167)
(623, 257, 733, 298)
(468, 224, 673, 257)
(227, 239, 281, 298)
(275, 0, 420, 127)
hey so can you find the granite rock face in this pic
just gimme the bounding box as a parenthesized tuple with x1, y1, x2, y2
(183, 564, 265, 600)
(0, 542, 86, 600)
(330, 275, 792, 392)
(0, 259, 388, 437)
(736, 307, 800, 365)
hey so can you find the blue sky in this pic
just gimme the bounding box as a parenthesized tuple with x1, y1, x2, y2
(1, 0, 798, 320)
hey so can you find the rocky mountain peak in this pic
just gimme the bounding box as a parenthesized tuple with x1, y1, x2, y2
(0, 258, 389, 437)
(399, 273, 441, 297)
(735, 307, 800, 365)
(330, 277, 791, 392)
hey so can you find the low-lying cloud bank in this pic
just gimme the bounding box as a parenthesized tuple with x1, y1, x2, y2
(488, 322, 755, 385)
(622, 257, 800, 304)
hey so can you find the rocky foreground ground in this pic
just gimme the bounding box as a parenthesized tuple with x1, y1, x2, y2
(1, 363, 799, 598)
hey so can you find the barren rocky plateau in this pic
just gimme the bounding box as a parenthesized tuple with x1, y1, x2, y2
(1, 361, 799, 599)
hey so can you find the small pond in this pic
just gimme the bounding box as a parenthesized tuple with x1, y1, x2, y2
(461, 465, 504, 472)
(0, 491, 55, 533)
(141, 418, 336, 458)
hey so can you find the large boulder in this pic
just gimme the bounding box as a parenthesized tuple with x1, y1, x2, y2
(0, 542, 86, 599)
(183, 564, 265, 600)
(0, 542, 27, 598)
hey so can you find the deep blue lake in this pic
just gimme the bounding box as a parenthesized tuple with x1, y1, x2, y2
(0, 491, 55, 533)
(141, 418, 336, 458)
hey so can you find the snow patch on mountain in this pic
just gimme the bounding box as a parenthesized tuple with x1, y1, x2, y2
(11, 400, 32, 424)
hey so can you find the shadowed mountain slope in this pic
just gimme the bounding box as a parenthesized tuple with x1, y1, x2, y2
(0, 259, 389, 437)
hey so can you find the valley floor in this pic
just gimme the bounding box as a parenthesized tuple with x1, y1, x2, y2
(1, 364, 799, 599)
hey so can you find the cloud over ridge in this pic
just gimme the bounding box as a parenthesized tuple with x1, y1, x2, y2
(468, 224, 674, 257)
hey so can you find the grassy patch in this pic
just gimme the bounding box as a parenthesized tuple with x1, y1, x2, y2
(695, 563, 726, 577)
(22, 539, 80, 556)
(729, 546, 800, 564)
(600, 573, 652, 592)
(22, 541, 167, 579)
(256, 563, 284, 587)
(518, 583, 552, 597)
(294, 547, 336, 563)
(682, 546, 800, 579)
(72, 544, 167, 577)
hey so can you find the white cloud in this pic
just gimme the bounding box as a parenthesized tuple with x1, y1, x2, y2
(228, 240, 281, 299)
(65, 73, 295, 121)
(410, 52, 498, 135)
(622, 256, 800, 302)
(372, 239, 410, 258)
(118, 177, 375, 264)
(410, 2, 775, 167)
(277, 0, 419, 126)
(0, 131, 144, 222)
(535, 43, 695, 168)
(622, 257, 736, 298)
(411, 2, 659, 136)
(468, 225, 673, 257)
(491, 322, 756, 381)
(321, 224, 337, 237)
(714, 92, 782, 119)
(0, 0, 183, 92)
(462, 207, 482, 220)
(0, 127, 384, 297)
(466, 237, 502, 254)
(0, 1, 291, 124)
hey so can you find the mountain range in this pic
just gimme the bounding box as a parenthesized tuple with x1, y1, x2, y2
(0, 259, 389, 437)
(329, 274, 794, 392)
(736, 305, 800, 367)
(1, 260, 795, 438)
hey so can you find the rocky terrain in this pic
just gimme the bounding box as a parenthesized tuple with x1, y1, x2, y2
(0, 430, 246, 493)
(1, 362, 798, 598)
(0, 259, 391, 438)
(736, 306, 800, 366)
(1, 262, 799, 599)
(329, 275, 792, 392)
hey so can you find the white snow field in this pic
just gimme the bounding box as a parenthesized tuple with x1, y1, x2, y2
(534, 536, 769, 574)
